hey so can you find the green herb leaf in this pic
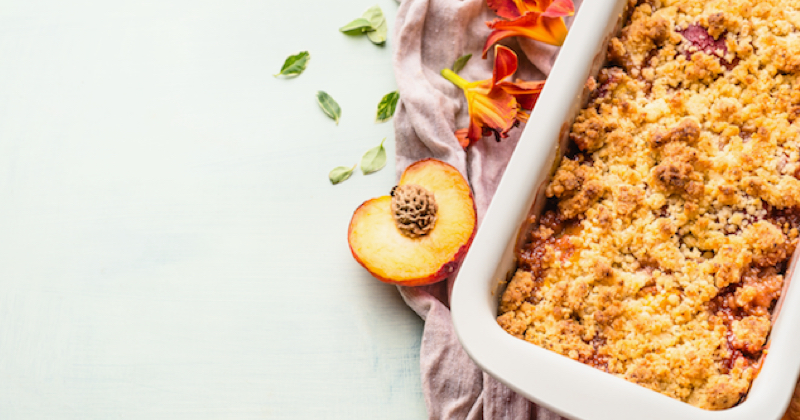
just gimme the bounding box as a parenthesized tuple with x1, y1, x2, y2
(329, 164, 356, 185)
(362, 5, 386, 29)
(360, 138, 387, 175)
(339, 17, 373, 34)
(365, 6, 388, 45)
(375, 91, 399, 123)
(274, 51, 310, 78)
(366, 21, 388, 45)
(340, 5, 387, 45)
(452, 53, 472, 74)
(316, 91, 341, 125)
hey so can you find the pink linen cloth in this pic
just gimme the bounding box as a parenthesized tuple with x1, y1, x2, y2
(391, 0, 581, 418)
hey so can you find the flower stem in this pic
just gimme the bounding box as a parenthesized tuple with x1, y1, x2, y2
(441, 68, 468, 89)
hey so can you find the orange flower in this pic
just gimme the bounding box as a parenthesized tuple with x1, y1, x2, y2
(483, 0, 575, 57)
(441, 45, 545, 148)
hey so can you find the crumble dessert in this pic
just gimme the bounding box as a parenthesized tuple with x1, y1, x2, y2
(497, 0, 800, 410)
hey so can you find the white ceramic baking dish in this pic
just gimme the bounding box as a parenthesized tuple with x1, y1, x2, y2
(450, 1, 800, 419)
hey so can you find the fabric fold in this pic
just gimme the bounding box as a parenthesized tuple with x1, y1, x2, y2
(392, 0, 580, 418)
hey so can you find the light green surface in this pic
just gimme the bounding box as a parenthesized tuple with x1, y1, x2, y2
(0, 0, 427, 418)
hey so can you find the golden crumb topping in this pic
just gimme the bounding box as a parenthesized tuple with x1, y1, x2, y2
(499, 0, 800, 410)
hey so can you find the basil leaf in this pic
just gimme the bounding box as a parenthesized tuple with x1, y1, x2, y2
(360, 138, 387, 175)
(452, 53, 472, 74)
(340, 17, 373, 35)
(274, 51, 310, 78)
(366, 21, 388, 45)
(316, 91, 341, 125)
(362, 5, 386, 29)
(329, 164, 356, 185)
(341, 5, 387, 45)
(365, 5, 388, 45)
(375, 91, 399, 123)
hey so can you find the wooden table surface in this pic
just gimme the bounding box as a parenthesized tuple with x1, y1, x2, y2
(0, 0, 427, 418)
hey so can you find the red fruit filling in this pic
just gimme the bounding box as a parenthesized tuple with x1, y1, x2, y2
(678, 24, 738, 69)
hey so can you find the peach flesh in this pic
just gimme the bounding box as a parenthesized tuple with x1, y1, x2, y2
(347, 159, 477, 285)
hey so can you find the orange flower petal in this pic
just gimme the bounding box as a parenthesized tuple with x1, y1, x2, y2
(514, 0, 549, 14)
(467, 118, 483, 145)
(498, 79, 545, 110)
(468, 88, 517, 133)
(455, 128, 471, 148)
(465, 79, 494, 94)
(457, 84, 518, 148)
(542, 0, 574, 17)
(487, 0, 521, 19)
(483, 13, 568, 56)
(482, 25, 514, 58)
(498, 79, 545, 94)
(491, 45, 519, 86)
(513, 91, 541, 110)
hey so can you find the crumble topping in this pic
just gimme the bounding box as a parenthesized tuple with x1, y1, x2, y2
(498, 0, 800, 410)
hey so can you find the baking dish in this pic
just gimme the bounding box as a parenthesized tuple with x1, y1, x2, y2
(449, 0, 800, 419)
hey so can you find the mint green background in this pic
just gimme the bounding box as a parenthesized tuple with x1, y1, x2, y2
(0, 0, 426, 418)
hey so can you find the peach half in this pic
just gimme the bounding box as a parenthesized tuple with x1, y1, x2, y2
(348, 158, 477, 286)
